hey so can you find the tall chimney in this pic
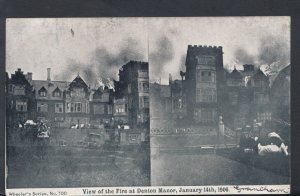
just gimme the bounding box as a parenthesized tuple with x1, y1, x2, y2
(26, 72, 32, 83)
(47, 68, 51, 81)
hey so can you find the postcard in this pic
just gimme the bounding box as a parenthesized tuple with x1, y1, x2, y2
(5, 17, 290, 195)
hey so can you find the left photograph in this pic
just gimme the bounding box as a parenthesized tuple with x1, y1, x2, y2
(5, 18, 150, 188)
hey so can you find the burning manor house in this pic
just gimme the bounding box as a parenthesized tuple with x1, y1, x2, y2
(6, 61, 150, 146)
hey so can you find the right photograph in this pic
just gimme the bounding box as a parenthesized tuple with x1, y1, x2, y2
(149, 17, 290, 186)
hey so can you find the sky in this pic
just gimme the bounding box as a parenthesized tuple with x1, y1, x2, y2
(6, 17, 290, 85)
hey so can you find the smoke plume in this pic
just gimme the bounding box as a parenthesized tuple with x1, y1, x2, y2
(234, 34, 290, 71)
(234, 47, 255, 65)
(149, 36, 174, 78)
(258, 35, 289, 66)
(179, 54, 187, 73)
(54, 37, 145, 88)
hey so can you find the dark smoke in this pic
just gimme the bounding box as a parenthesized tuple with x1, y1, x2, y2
(93, 37, 144, 80)
(233, 34, 290, 85)
(54, 37, 145, 88)
(234, 47, 255, 65)
(179, 54, 187, 73)
(149, 36, 174, 77)
(257, 35, 289, 66)
(234, 34, 290, 70)
(53, 59, 97, 86)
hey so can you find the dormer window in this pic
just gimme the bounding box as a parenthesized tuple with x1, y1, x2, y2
(40, 91, 46, 97)
(53, 88, 61, 97)
(38, 87, 47, 97)
(54, 91, 61, 97)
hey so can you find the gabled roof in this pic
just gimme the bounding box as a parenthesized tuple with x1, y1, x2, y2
(38, 86, 47, 92)
(32, 80, 70, 98)
(93, 87, 104, 98)
(10, 69, 30, 86)
(271, 64, 291, 90)
(252, 68, 268, 80)
(53, 87, 61, 92)
(68, 75, 88, 90)
(228, 67, 243, 79)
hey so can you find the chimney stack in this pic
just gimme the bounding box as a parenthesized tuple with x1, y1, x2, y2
(47, 68, 51, 81)
(26, 72, 32, 83)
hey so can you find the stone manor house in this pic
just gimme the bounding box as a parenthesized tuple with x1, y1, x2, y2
(6, 61, 150, 130)
(151, 45, 290, 131)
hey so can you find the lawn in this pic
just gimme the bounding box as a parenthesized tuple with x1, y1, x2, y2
(151, 134, 290, 186)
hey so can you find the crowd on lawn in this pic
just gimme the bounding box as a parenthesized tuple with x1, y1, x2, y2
(239, 131, 289, 157)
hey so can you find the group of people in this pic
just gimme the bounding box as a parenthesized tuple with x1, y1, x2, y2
(36, 121, 51, 138)
(257, 132, 288, 156)
(240, 131, 289, 157)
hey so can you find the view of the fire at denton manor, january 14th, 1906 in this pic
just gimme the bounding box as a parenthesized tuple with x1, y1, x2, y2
(5, 17, 290, 189)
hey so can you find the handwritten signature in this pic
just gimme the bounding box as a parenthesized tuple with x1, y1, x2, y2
(233, 185, 289, 194)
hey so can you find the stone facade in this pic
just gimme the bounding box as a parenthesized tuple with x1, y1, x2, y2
(185, 45, 224, 125)
(7, 61, 150, 131)
(116, 61, 150, 129)
(150, 45, 274, 131)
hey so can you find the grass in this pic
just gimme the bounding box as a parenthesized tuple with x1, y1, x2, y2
(7, 144, 150, 188)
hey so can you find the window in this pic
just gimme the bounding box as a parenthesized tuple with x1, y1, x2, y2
(194, 108, 215, 123)
(39, 90, 47, 97)
(254, 93, 266, 104)
(54, 117, 64, 122)
(143, 83, 149, 92)
(196, 88, 217, 103)
(72, 88, 85, 98)
(66, 102, 86, 113)
(14, 86, 25, 95)
(201, 109, 214, 122)
(76, 103, 81, 112)
(144, 97, 149, 108)
(129, 134, 138, 140)
(37, 102, 48, 112)
(107, 105, 113, 114)
(227, 79, 242, 86)
(86, 103, 89, 113)
(143, 112, 149, 122)
(139, 82, 149, 92)
(16, 100, 27, 112)
(55, 103, 63, 113)
(54, 91, 60, 97)
(229, 92, 238, 104)
(257, 112, 272, 122)
(196, 55, 215, 66)
(138, 70, 148, 78)
(53, 90, 61, 97)
(115, 104, 125, 113)
(93, 91, 102, 100)
(255, 80, 265, 87)
(128, 84, 131, 93)
(196, 89, 201, 102)
(197, 70, 216, 83)
(66, 102, 70, 111)
(202, 71, 211, 82)
(139, 96, 149, 108)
